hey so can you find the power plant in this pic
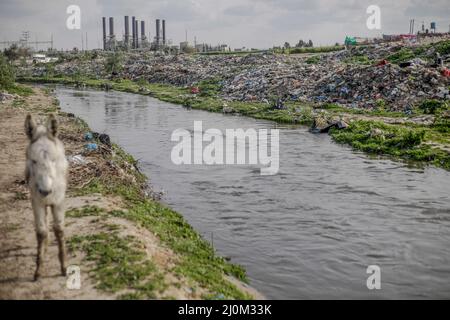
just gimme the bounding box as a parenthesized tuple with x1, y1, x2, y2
(102, 16, 169, 51)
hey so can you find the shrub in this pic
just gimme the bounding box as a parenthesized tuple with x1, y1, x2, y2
(419, 99, 448, 114)
(305, 56, 320, 64)
(0, 53, 15, 90)
(387, 48, 415, 64)
(104, 52, 123, 73)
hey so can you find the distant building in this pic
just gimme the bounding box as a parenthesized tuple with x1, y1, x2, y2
(32, 54, 57, 64)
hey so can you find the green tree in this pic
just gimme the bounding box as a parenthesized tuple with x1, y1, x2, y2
(3, 44, 20, 61)
(0, 53, 15, 90)
(296, 39, 305, 48)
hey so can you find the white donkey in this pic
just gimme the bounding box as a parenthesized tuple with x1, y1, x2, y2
(25, 114, 68, 280)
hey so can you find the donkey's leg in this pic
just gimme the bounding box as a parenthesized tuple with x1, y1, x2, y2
(51, 203, 66, 276)
(32, 201, 48, 281)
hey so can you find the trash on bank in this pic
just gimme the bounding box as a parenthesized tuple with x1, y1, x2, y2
(84, 143, 98, 151)
(67, 154, 88, 165)
(84, 132, 93, 141)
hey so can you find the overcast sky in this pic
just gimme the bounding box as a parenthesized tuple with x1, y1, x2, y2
(0, 0, 449, 50)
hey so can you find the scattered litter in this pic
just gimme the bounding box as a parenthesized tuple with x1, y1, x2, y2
(190, 87, 200, 94)
(84, 132, 93, 141)
(67, 154, 88, 165)
(311, 114, 349, 133)
(0, 92, 18, 103)
(84, 143, 98, 151)
(442, 68, 450, 77)
(92, 132, 112, 147)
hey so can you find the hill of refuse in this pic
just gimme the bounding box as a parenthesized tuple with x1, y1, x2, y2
(19, 37, 450, 112)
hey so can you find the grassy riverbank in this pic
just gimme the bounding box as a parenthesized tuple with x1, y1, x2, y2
(0, 82, 260, 299)
(18, 75, 450, 170)
(69, 140, 252, 299)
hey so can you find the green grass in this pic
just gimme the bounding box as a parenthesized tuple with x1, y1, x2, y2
(287, 45, 345, 54)
(68, 231, 166, 298)
(387, 48, 415, 64)
(305, 55, 321, 64)
(74, 177, 251, 299)
(195, 78, 222, 97)
(343, 54, 373, 65)
(432, 116, 450, 134)
(11, 97, 26, 107)
(384, 40, 450, 65)
(418, 99, 448, 115)
(66, 205, 105, 218)
(330, 120, 450, 169)
(67, 134, 251, 299)
(319, 103, 405, 117)
(434, 40, 450, 55)
(4, 83, 34, 96)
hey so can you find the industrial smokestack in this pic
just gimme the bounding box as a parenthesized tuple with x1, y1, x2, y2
(102, 17, 107, 50)
(124, 16, 129, 48)
(156, 19, 160, 46)
(131, 16, 136, 48)
(135, 20, 139, 48)
(141, 20, 145, 39)
(162, 20, 166, 45)
(109, 17, 114, 36)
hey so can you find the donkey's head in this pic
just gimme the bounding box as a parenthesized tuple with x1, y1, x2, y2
(25, 114, 61, 197)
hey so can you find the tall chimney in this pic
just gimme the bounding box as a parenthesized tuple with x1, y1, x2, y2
(162, 20, 166, 45)
(141, 21, 145, 40)
(156, 19, 160, 46)
(135, 20, 139, 48)
(131, 16, 136, 48)
(102, 17, 107, 50)
(124, 16, 129, 48)
(109, 17, 114, 36)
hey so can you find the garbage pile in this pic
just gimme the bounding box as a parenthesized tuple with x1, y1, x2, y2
(121, 53, 279, 86)
(220, 40, 450, 110)
(220, 57, 333, 101)
(310, 61, 449, 111)
(18, 36, 450, 112)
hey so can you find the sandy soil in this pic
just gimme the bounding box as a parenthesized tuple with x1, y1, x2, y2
(0, 87, 262, 300)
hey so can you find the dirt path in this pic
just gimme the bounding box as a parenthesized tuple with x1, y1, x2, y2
(0, 89, 115, 298)
(0, 87, 263, 300)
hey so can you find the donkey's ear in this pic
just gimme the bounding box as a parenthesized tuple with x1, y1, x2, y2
(25, 114, 36, 139)
(47, 114, 58, 138)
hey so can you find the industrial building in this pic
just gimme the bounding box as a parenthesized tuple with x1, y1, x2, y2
(102, 16, 172, 52)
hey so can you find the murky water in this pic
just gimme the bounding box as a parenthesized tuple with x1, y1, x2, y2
(55, 86, 450, 299)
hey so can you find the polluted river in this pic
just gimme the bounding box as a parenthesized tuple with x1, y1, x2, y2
(55, 86, 450, 299)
